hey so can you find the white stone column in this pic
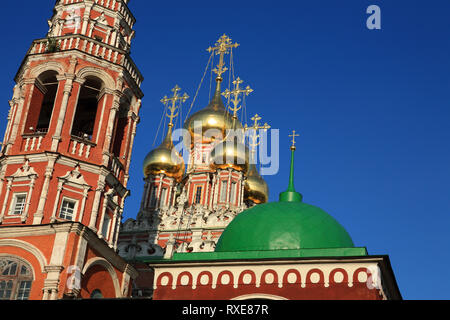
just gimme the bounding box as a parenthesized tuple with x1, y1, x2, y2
(2, 85, 20, 150)
(155, 175, 163, 210)
(34, 156, 57, 224)
(124, 111, 140, 186)
(22, 175, 36, 223)
(88, 178, 106, 232)
(238, 172, 245, 207)
(108, 206, 119, 247)
(204, 174, 210, 208)
(52, 57, 78, 151)
(226, 169, 232, 208)
(102, 91, 121, 167)
(97, 189, 114, 239)
(6, 82, 28, 154)
(81, 2, 94, 35)
(50, 181, 64, 222)
(138, 179, 149, 214)
(0, 179, 13, 223)
(44, 224, 72, 300)
(77, 187, 89, 223)
(113, 207, 124, 251)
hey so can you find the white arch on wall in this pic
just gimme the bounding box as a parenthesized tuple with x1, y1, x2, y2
(0, 253, 37, 280)
(82, 257, 122, 298)
(231, 293, 289, 300)
(76, 67, 116, 89)
(29, 61, 65, 79)
(0, 239, 48, 273)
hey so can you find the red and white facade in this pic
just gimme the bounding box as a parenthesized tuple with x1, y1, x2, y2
(119, 144, 249, 259)
(0, 0, 143, 300)
(151, 256, 402, 300)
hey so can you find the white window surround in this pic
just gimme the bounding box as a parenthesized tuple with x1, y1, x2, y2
(58, 197, 79, 221)
(219, 180, 228, 202)
(160, 188, 168, 207)
(230, 182, 237, 205)
(8, 193, 28, 217)
(101, 214, 111, 241)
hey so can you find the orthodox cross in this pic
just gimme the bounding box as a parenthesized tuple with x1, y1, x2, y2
(289, 130, 300, 150)
(222, 77, 253, 118)
(161, 85, 189, 126)
(207, 34, 239, 80)
(244, 114, 271, 153)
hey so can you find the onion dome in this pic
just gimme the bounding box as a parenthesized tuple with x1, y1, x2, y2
(183, 80, 242, 147)
(244, 163, 269, 204)
(210, 135, 250, 172)
(215, 132, 354, 253)
(143, 124, 185, 181)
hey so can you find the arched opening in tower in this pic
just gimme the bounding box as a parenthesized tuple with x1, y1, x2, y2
(24, 70, 59, 135)
(71, 77, 103, 140)
(111, 94, 131, 159)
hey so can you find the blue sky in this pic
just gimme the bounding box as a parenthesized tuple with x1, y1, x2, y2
(0, 0, 449, 299)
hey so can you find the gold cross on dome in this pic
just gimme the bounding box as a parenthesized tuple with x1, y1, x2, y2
(244, 114, 271, 150)
(289, 130, 300, 149)
(207, 34, 240, 80)
(161, 85, 189, 126)
(222, 77, 253, 118)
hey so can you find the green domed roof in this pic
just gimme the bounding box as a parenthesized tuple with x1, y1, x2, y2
(215, 139, 354, 253)
(215, 201, 354, 252)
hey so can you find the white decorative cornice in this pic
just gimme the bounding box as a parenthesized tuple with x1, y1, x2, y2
(10, 160, 38, 180)
(58, 166, 90, 188)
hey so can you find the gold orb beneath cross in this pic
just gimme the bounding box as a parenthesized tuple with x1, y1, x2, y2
(210, 137, 249, 173)
(244, 163, 269, 204)
(143, 131, 185, 181)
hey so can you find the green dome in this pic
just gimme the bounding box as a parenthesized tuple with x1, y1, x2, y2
(215, 201, 354, 252)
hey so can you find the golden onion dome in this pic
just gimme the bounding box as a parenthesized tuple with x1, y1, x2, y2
(210, 135, 250, 172)
(143, 125, 185, 181)
(183, 82, 243, 147)
(244, 163, 269, 204)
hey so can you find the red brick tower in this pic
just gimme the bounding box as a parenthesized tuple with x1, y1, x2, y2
(0, 0, 143, 300)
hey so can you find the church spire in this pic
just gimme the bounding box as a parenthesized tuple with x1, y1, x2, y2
(279, 130, 303, 202)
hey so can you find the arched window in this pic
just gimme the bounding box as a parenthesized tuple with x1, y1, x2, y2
(25, 71, 59, 135)
(90, 289, 103, 299)
(0, 257, 33, 300)
(71, 77, 103, 141)
(111, 98, 130, 158)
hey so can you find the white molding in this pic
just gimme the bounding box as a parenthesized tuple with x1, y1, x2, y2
(82, 257, 122, 298)
(0, 239, 48, 273)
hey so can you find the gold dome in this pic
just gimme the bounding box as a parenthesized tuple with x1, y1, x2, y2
(183, 82, 243, 147)
(244, 163, 269, 204)
(143, 125, 185, 181)
(210, 136, 250, 172)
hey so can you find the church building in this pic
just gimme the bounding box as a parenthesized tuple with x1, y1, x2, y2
(0, 0, 401, 301)
(0, 0, 143, 300)
(117, 35, 402, 300)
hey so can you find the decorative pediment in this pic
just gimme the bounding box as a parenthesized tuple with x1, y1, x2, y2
(59, 166, 89, 187)
(95, 12, 108, 26)
(10, 160, 38, 179)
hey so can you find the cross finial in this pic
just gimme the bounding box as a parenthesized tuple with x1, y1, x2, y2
(289, 130, 300, 150)
(207, 34, 239, 81)
(161, 85, 189, 126)
(244, 114, 271, 152)
(222, 77, 253, 118)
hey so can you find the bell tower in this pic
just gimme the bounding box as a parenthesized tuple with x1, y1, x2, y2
(0, 0, 142, 300)
(1, 0, 143, 233)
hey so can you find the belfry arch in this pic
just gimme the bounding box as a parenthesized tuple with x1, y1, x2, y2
(24, 70, 59, 135)
(71, 76, 104, 141)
